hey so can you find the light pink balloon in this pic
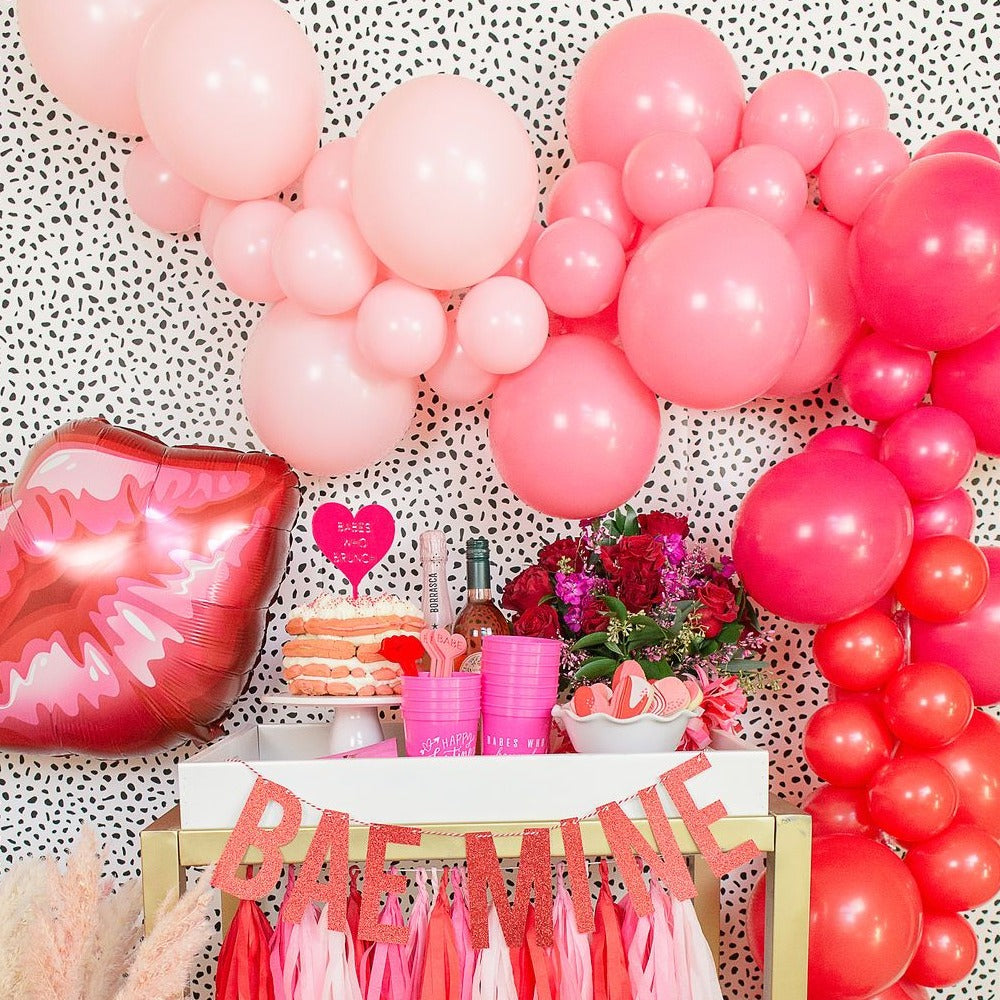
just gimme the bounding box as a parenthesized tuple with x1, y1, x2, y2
(241, 301, 418, 476)
(456, 277, 549, 375)
(271, 207, 377, 315)
(819, 127, 910, 226)
(621, 131, 715, 227)
(351, 75, 538, 291)
(425, 314, 500, 407)
(710, 144, 808, 233)
(741, 70, 838, 172)
(489, 336, 661, 520)
(17, 0, 169, 133)
(824, 70, 890, 136)
(619, 207, 810, 409)
(137, 0, 324, 200)
(565, 13, 745, 168)
(767, 207, 863, 397)
(494, 221, 543, 280)
(915, 130, 1000, 163)
(123, 141, 206, 234)
(212, 199, 293, 302)
(528, 218, 626, 319)
(546, 162, 638, 248)
(839, 333, 932, 422)
(199, 196, 239, 255)
(912, 488, 976, 540)
(355, 279, 447, 378)
(807, 426, 881, 459)
(301, 138, 357, 214)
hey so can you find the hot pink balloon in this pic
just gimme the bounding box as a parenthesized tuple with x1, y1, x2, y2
(565, 13, 745, 168)
(425, 313, 499, 407)
(301, 138, 356, 215)
(710, 144, 808, 233)
(912, 488, 976, 541)
(931, 326, 1000, 455)
(767, 207, 863, 398)
(123, 140, 207, 234)
(528, 217, 626, 319)
(241, 301, 418, 476)
(733, 450, 914, 624)
(199, 196, 239, 255)
(915, 130, 1000, 162)
(559, 299, 619, 342)
(819, 127, 910, 226)
(489, 336, 661, 520)
(456, 277, 548, 375)
(807, 426, 882, 459)
(741, 69, 838, 172)
(879, 405, 977, 501)
(824, 70, 890, 136)
(621, 130, 715, 228)
(849, 152, 1000, 351)
(619, 207, 809, 409)
(355, 279, 447, 379)
(495, 221, 543, 281)
(17, 0, 169, 133)
(137, 0, 324, 200)
(546, 162, 638, 248)
(351, 74, 538, 291)
(212, 199, 292, 302)
(838, 332, 932, 422)
(271, 207, 377, 315)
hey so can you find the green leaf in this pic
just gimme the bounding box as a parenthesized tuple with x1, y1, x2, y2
(571, 631, 609, 650)
(575, 657, 618, 681)
(728, 658, 765, 671)
(601, 595, 629, 620)
(625, 625, 668, 650)
(716, 622, 743, 645)
(622, 507, 641, 536)
(636, 658, 674, 680)
(630, 614, 660, 629)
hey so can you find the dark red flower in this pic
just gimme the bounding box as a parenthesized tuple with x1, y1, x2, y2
(693, 582, 739, 638)
(599, 535, 665, 612)
(501, 565, 554, 613)
(580, 598, 611, 634)
(513, 603, 561, 639)
(638, 511, 690, 538)
(538, 537, 584, 573)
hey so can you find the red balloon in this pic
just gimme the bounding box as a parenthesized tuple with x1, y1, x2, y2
(883, 662, 974, 748)
(838, 332, 932, 422)
(911, 488, 976, 541)
(906, 911, 978, 988)
(894, 536, 989, 624)
(0, 419, 299, 755)
(806, 424, 881, 458)
(931, 325, 1000, 455)
(813, 608, 904, 691)
(803, 783, 881, 838)
(848, 152, 1000, 351)
(905, 822, 1000, 911)
(804, 701, 895, 787)
(828, 684, 886, 709)
(914, 129, 1000, 162)
(867, 757, 959, 844)
(865, 983, 930, 1000)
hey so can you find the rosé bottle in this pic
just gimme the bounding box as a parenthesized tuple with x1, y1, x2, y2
(453, 537, 510, 672)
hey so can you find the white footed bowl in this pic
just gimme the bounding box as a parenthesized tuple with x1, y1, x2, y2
(552, 703, 702, 754)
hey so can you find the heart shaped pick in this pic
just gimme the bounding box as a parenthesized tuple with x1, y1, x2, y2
(312, 502, 396, 598)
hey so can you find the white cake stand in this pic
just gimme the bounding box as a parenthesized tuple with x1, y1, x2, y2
(262, 694, 401, 755)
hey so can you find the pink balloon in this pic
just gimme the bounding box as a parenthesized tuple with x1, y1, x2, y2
(559, 299, 619, 342)
(123, 141, 206, 234)
(931, 326, 1000, 455)
(819, 127, 910, 226)
(565, 13, 744, 168)
(199, 196, 239, 255)
(710, 144, 808, 233)
(733, 450, 914, 624)
(806, 426, 881, 459)
(915, 130, 1000, 163)
(17, 0, 169, 133)
(456, 277, 548, 375)
(767, 207, 863, 398)
(848, 153, 1000, 351)
(355, 279, 447, 378)
(241, 301, 418, 476)
(495, 221, 543, 280)
(425, 313, 499, 407)
(212, 199, 292, 302)
(741, 70, 838, 172)
(489, 336, 661, 519)
(271, 207, 377, 315)
(528, 217, 626, 319)
(137, 0, 324, 200)
(838, 333, 932, 422)
(301, 139, 356, 215)
(621, 131, 714, 228)
(824, 70, 890, 136)
(912, 488, 976, 541)
(546, 162, 637, 248)
(619, 207, 809, 409)
(879, 406, 978, 501)
(351, 75, 538, 290)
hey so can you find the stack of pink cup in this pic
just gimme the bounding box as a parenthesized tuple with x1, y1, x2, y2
(401, 673, 481, 757)
(480, 635, 562, 755)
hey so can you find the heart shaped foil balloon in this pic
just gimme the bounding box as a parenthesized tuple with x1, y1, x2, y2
(0, 419, 300, 756)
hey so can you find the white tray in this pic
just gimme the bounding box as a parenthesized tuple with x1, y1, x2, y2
(177, 723, 769, 829)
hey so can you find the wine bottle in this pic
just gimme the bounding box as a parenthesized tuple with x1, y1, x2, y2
(453, 536, 509, 671)
(419, 529, 453, 630)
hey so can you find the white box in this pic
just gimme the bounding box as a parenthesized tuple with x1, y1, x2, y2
(178, 724, 768, 830)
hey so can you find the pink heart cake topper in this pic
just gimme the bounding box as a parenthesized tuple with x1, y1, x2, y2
(312, 502, 396, 598)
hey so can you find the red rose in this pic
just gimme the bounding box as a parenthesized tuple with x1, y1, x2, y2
(580, 598, 611, 634)
(538, 537, 584, 573)
(600, 535, 665, 612)
(501, 565, 553, 613)
(693, 582, 739, 638)
(638, 511, 690, 538)
(513, 603, 561, 639)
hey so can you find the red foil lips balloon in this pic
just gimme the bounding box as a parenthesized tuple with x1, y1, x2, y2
(0, 419, 299, 756)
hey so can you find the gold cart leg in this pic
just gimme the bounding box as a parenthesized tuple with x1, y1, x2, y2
(140, 807, 185, 935)
(762, 810, 812, 1000)
(691, 855, 721, 972)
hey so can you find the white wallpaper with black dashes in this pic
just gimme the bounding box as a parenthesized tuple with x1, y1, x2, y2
(3, 2, 1000, 997)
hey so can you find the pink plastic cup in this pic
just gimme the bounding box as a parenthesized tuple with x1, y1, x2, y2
(402, 673, 481, 708)
(481, 711, 551, 755)
(482, 689, 558, 708)
(482, 635, 563, 651)
(481, 696, 556, 714)
(403, 714, 479, 757)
